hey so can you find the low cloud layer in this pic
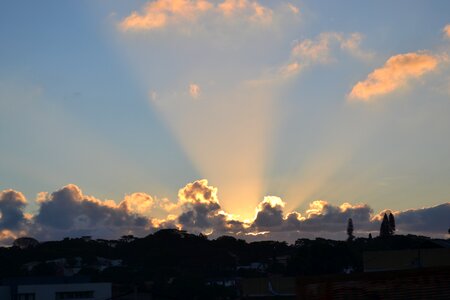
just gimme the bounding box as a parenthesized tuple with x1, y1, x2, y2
(1, 180, 449, 245)
(349, 52, 439, 101)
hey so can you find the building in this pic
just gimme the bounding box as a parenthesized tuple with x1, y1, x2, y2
(240, 277, 296, 299)
(363, 248, 450, 272)
(296, 266, 450, 299)
(0, 277, 111, 300)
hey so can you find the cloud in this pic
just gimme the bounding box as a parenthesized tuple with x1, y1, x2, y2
(301, 201, 375, 234)
(174, 179, 247, 234)
(252, 196, 285, 228)
(218, 0, 272, 24)
(291, 32, 372, 64)
(120, 0, 275, 31)
(279, 61, 301, 78)
(349, 52, 439, 101)
(120, 192, 155, 216)
(0, 190, 28, 231)
(0, 182, 449, 245)
(389, 203, 450, 236)
(33, 184, 151, 240)
(120, 0, 213, 31)
(286, 3, 299, 15)
(443, 24, 450, 39)
(189, 83, 201, 99)
(249, 31, 370, 85)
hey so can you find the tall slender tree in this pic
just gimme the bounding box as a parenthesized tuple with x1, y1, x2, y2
(347, 218, 354, 241)
(388, 213, 396, 235)
(380, 213, 390, 237)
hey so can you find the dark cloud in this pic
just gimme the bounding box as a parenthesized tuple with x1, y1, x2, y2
(394, 203, 450, 235)
(252, 197, 284, 228)
(300, 201, 375, 234)
(32, 184, 151, 240)
(0, 189, 28, 230)
(175, 180, 246, 235)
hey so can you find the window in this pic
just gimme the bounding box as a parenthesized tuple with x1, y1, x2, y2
(17, 294, 35, 300)
(55, 291, 94, 299)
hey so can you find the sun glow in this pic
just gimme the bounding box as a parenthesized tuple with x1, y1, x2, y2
(148, 84, 276, 219)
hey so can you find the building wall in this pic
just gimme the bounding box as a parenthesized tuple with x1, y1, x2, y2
(363, 248, 450, 272)
(17, 282, 111, 300)
(0, 286, 11, 299)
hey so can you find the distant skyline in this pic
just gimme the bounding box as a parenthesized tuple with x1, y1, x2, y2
(1, 1, 450, 244)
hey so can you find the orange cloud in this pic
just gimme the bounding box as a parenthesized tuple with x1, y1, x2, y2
(443, 24, 450, 39)
(120, 0, 213, 31)
(120, 192, 155, 215)
(189, 83, 201, 98)
(279, 61, 301, 77)
(218, 0, 272, 24)
(349, 52, 439, 101)
(120, 0, 273, 31)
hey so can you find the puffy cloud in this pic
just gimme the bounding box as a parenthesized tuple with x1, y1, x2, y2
(120, 192, 155, 216)
(248, 198, 374, 237)
(120, 0, 274, 31)
(252, 196, 285, 229)
(33, 184, 151, 240)
(443, 24, 450, 39)
(189, 83, 201, 99)
(175, 179, 246, 234)
(249, 196, 303, 233)
(349, 52, 439, 101)
(178, 179, 218, 205)
(0, 190, 28, 230)
(301, 201, 375, 234)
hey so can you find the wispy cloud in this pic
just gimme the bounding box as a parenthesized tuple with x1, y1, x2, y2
(291, 32, 373, 64)
(349, 52, 439, 101)
(248, 31, 370, 85)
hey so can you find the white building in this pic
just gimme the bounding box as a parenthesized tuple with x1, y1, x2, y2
(0, 282, 111, 300)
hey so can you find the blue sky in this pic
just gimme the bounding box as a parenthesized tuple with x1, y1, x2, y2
(1, 1, 450, 242)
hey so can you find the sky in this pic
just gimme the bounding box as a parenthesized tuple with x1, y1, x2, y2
(1, 0, 450, 244)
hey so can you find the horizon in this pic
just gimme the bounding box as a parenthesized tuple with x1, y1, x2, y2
(1, 1, 450, 245)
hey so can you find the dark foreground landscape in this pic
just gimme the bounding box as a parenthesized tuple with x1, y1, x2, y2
(1, 229, 450, 299)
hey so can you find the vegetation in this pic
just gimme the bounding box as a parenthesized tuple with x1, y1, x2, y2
(0, 229, 445, 299)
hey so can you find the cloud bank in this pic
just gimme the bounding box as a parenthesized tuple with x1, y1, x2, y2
(1, 180, 449, 245)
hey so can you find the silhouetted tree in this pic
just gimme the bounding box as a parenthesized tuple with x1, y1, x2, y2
(368, 233, 372, 240)
(347, 218, 354, 241)
(380, 213, 391, 237)
(388, 213, 396, 235)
